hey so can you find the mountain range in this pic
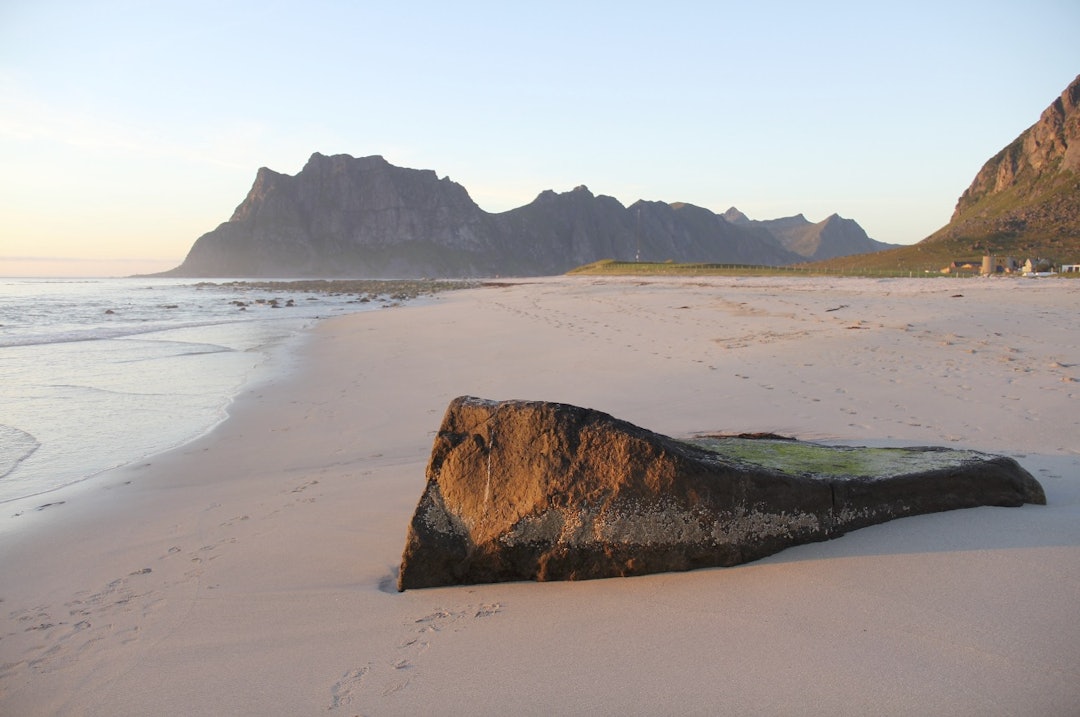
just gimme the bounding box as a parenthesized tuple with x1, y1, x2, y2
(159, 154, 892, 278)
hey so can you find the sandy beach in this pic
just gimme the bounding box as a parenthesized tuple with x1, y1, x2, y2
(2, 275, 1078, 716)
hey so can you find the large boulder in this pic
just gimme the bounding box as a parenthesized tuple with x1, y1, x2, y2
(397, 397, 1045, 590)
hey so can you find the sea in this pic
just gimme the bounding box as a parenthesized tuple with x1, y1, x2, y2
(0, 277, 385, 504)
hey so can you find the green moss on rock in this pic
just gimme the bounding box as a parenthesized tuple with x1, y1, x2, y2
(686, 437, 986, 479)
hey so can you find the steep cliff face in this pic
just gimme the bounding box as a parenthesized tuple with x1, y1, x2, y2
(169, 153, 509, 277)
(927, 74, 1080, 253)
(956, 75, 1080, 212)
(292, 154, 497, 253)
(163, 152, 886, 278)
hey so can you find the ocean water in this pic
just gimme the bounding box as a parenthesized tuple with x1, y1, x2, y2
(0, 278, 380, 503)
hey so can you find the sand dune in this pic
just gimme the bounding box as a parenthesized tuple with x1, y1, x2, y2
(2, 276, 1078, 715)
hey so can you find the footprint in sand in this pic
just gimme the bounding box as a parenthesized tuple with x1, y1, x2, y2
(329, 665, 371, 710)
(327, 602, 504, 709)
(1, 568, 164, 681)
(290, 479, 319, 494)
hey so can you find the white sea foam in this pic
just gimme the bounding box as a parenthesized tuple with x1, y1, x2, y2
(0, 277, 378, 502)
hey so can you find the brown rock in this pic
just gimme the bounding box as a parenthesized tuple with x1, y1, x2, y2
(397, 397, 1045, 590)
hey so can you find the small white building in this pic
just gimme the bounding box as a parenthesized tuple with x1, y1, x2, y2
(1023, 258, 1054, 274)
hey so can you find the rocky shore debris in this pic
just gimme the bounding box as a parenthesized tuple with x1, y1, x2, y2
(196, 278, 479, 310)
(398, 397, 1045, 590)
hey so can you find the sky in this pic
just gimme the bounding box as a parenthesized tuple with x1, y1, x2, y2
(1, 1, 1078, 277)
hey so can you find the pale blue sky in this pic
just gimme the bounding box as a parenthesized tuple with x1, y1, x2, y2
(2, 0, 1077, 276)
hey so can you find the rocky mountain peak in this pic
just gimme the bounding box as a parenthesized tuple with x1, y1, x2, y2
(953, 74, 1079, 218)
(916, 74, 1080, 258)
(721, 207, 750, 224)
(732, 211, 893, 261)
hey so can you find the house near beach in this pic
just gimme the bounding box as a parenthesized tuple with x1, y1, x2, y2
(1022, 258, 1055, 275)
(945, 255, 1075, 275)
(979, 255, 1020, 274)
(941, 260, 981, 274)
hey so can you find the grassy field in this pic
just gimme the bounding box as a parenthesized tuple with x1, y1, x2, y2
(566, 259, 980, 279)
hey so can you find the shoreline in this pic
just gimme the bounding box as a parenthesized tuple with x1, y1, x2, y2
(0, 278, 478, 508)
(2, 275, 1078, 715)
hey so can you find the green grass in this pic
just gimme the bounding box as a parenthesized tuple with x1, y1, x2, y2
(686, 437, 983, 478)
(566, 259, 969, 278)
